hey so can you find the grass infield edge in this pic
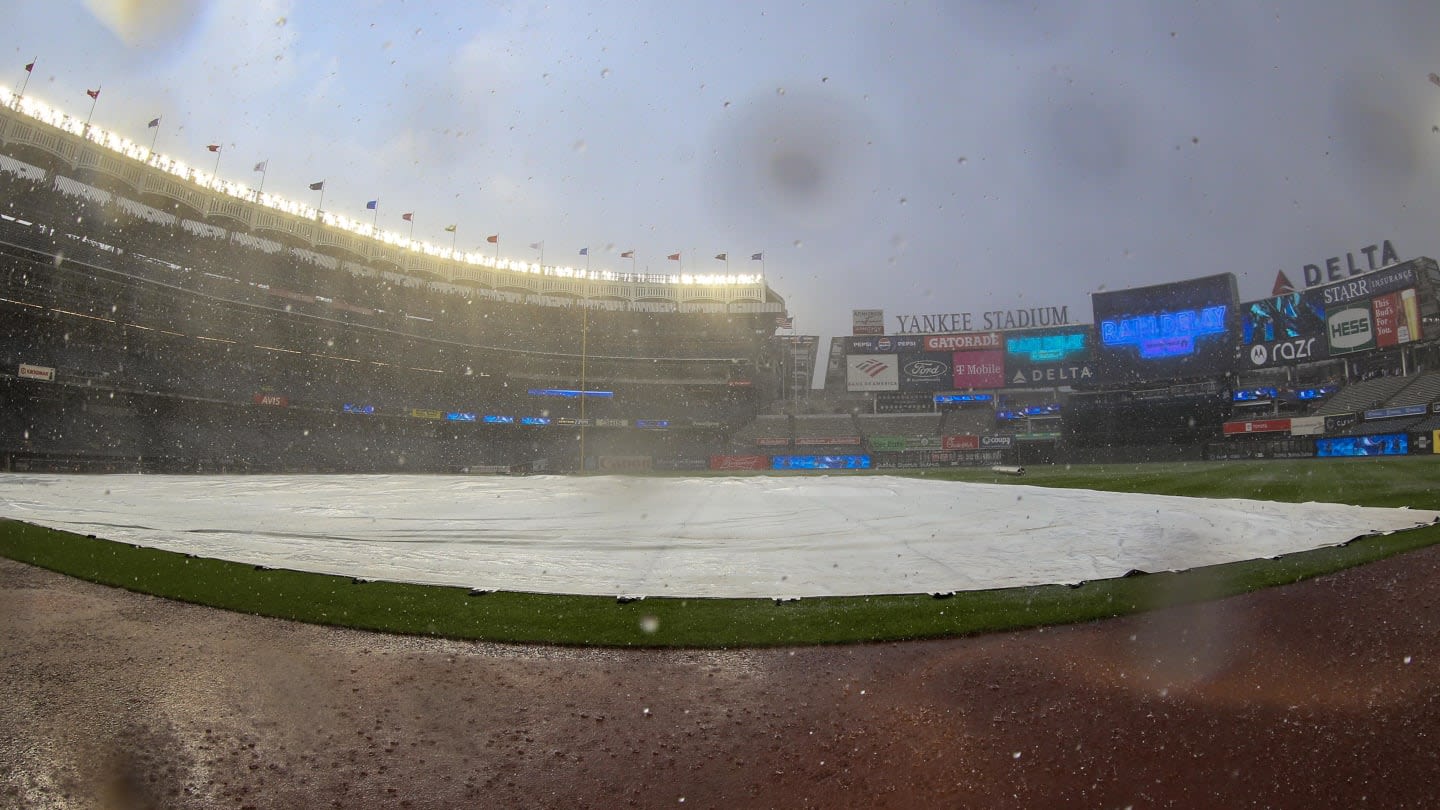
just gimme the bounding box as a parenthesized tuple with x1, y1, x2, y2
(2, 513, 1437, 648)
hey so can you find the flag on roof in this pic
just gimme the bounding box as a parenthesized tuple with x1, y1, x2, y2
(147, 117, 160, 128)
(579, 247, 588, 256)
(206, 144, 221, 153)
(402, 212, 413, 222)
(309, 181, 325, 191)
(1272, 270, 1296, 296)
(751, 252, 763, 261)
(714, 253, 727, 261)
(776, 316, 794, 329)
(667, 253, 680, 261)
(446, 224, 459, 233)
(530, 241, 543, 250)
(253, 160, 267, 172)
(486, 234, 498, 243)
(86, 88, 100, 99)
(24, 61, 34, 73)
(621, 250, 634, 258)
(366, 200, 378, 210)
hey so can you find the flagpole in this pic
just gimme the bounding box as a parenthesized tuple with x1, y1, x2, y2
(149, 121, 160, 155)
(317, 185, 325, 214)
(408, 219, 414, 241)
(84, 86, 100, 134)
(18, 58, 35, 98)
(212, 147, 221, 176)
(256, 163, 268, 196)
(372, 201, 379, 228)
(451, 228, 458, 252)
(579, 298, 589, 474)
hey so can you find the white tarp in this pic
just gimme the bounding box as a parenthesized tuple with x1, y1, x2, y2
(0, 474, 1433, 599)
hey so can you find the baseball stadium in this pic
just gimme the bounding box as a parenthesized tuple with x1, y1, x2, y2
(5, 63, 1440, 809)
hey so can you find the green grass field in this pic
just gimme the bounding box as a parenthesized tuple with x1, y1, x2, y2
(2, 457, 1437, 647)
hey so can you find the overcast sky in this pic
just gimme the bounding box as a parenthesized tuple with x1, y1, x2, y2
(7, 1, 1440, 341)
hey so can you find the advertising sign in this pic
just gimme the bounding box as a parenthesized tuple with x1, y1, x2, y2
(980, 435, 1014, 448)
(924, 332, 1002, 352)
(942, 434, 980, 450)
(847, 335, 922, 353)
(1238, 291, 1329, 370)
(1325, 303, 1376, 356)
(899, 353, 953, 392)
(1289, 416, 1324, 436)
(852, 309, 885, 336)
(709, 455, 770, 471)
(1362, 404, 1428, 421)
(1316, 433, 1408, 457)
(18, 363, 55, 381)
(847, 354, 900, 392)
(952, 350, 1005, 389)
(1373, 292, 1401, 349)
(1093, 273, 1238, 384)
(772, 455, 872, 470)
(597, 456, 653, 472)
(1222, 419, 1292, 436)
(754, 437, 791, 447)
(1306, 261, 1416, 307)
(1324, 413, 1360, 433)
(869, 436, 907, 452)
(794, 436, 863, 446)
(1372, 289, 1424, 348)
(1003, 327, 1096, 386)
(254, 394, 290, 407)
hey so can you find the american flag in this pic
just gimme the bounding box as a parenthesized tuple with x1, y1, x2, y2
(776, 316, 794, 329)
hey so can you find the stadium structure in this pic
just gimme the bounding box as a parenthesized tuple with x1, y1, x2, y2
(5, 88, 1440, 475)
(797, 261, 1440, 468)
(0, 92, 789, 474)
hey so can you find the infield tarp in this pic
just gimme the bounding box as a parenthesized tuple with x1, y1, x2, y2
(0, 474, 1433, 599)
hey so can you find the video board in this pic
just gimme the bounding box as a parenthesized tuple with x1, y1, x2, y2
(1238, 291, 1328, 369)
(771, 455, 872, 470)
(1092, 273, 1238, 384)
(1002, 326, 1096, 387)
(1315, 433, 1408, 457)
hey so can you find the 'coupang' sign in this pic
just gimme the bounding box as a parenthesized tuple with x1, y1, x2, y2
(1092, 273, 1238, 384)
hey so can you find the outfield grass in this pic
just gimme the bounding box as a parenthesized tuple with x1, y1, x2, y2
(1, 457, 1437, 647)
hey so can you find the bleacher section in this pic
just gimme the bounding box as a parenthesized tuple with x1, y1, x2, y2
(940, 409, 994, 437)
(1386, 372, 1440, 410)
(732, 415, 793, 448)
(853, 414, 942, 438)
(1311, 376, 1414, 416)
(0, 116, 787, 473)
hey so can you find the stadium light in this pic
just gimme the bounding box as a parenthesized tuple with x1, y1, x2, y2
(3, 89, 777, 296)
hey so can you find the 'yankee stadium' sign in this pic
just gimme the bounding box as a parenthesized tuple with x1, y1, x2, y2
(894, 306, 1071, 334)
